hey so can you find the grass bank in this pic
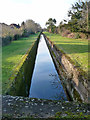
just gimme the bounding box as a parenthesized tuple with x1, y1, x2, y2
(2, 33, 39, 93)
(44, 32, 88, 74)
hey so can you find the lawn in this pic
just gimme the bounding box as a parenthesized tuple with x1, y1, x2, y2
(2, 33, 39, 93)
(44, 32, 88, 74)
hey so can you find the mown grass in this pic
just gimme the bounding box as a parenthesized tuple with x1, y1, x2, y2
(2, 33, 39, 93)
(44, 32, 88, 73)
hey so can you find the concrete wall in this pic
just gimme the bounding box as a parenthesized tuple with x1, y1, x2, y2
(5, 33, 41, 97)
(2, 95, 90, 119)
(43, 33, 89, 103)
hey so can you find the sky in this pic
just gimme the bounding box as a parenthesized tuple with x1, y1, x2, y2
(0, 0, 79, 28)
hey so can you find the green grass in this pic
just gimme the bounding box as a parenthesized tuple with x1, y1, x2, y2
(2, 33, 39, 93)
(55, 111, 90, 119)
(44, 32, 88, 73)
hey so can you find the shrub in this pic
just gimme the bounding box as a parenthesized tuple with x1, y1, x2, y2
(74, 33, 81, 39)
(62, 30, 71, 37)
(80, 33, 87, 39)
(1, 19, 42, 46)
(13, 34, 20, 40)
(2, 36, 12, 46)
(67, 33, 75, 38)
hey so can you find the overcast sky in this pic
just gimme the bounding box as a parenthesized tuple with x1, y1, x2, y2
(0, 0, 79, 28)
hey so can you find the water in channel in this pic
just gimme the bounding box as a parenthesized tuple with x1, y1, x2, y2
(29, 35, 67, 100)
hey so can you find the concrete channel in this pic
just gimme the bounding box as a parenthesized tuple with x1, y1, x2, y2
(29, 34, 67, 101)
(43, 33, 89, 103)
(3, 33, 89, 102)
(2, 33, 90, 119)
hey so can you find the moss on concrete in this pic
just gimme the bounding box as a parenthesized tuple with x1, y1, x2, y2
(2, 95, 90, 119)
(4, 33, 41, 97)
(43, 33, 89, 103)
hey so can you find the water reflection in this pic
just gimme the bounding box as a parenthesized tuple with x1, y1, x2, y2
(29, 35, 67, 100)
(49, 73, 67, 100)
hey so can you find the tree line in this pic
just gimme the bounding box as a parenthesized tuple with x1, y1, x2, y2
(1, 19, 41, 46)
(45, 1, 90, 39)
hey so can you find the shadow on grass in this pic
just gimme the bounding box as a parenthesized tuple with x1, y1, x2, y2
(55, 43, 88, 54)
